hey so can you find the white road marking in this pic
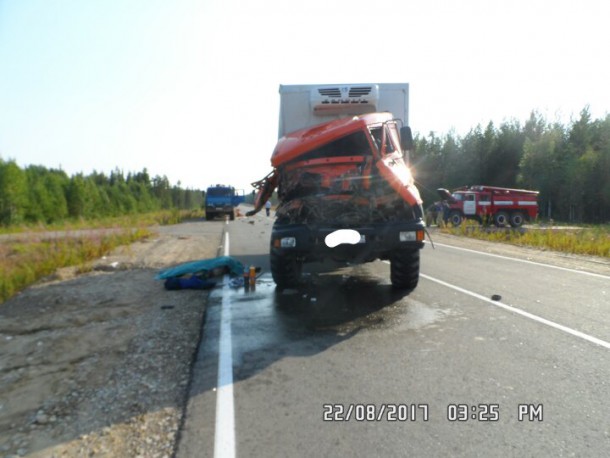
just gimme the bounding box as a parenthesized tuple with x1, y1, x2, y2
(214, 230, 235, 458)
(420, 273, 610, 350)
(430, 241, 610, 279)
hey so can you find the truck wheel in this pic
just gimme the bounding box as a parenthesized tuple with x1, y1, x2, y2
(448, 210, 463, 226)
(229, 210, 235, 221)
(509, 211, 524, 227)
(493, 211, 509, 227)
(390, 249, 420, 291)
(270, 250, 302, 290)
(205, 212, 214, 221)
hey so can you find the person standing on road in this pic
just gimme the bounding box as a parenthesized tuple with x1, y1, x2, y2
(436, 201, 446, 227)
(265, 200, 271, 216)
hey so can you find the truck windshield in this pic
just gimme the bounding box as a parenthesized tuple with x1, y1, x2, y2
(370, 124, 398, 155)
(278, 130, 374, 204)
(207, 188, 233, 197)
(386, 124, 400, 154)
(293, 130, 373, 162)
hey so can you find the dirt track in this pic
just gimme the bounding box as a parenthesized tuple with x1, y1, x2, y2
(0, 221, 223, 458)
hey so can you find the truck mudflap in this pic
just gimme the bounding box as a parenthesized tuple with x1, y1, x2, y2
(270, 220, 425, 262)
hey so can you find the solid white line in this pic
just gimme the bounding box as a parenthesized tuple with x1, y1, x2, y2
(214, 231, 235, 458)
(420, 273, 610, 350)
(430, 241, 610, 279)
(224, 230, 230, 257)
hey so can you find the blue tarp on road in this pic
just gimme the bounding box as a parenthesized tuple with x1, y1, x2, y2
(155, 256, 244, 280)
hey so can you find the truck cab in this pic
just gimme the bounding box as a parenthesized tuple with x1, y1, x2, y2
(248, 83, 425, 292)
(205, 185, 245, 221)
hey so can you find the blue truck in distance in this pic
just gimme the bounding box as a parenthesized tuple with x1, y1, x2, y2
(204, 185, 245, 220)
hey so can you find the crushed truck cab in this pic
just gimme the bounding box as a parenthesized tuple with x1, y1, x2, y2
(249, 84, 425, 291)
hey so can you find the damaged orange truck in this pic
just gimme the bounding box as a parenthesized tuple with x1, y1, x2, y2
(247, 83, 425, 291)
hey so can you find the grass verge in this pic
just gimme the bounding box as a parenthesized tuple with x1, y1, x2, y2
(0, 209, 205, 235)
(0, 228, 152, 304)
(0, 210, 207, 303)
(441, 222, 610, 258)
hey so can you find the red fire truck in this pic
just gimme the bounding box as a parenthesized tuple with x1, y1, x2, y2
(437, 185, 539, 227)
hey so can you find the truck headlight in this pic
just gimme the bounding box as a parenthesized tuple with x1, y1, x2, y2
(399, 230, 424, 242)
(399, 231, 416, 242)
(280, 237, 296, 248)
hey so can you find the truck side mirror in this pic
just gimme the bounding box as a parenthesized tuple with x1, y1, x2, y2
(400, 126, 414, 151)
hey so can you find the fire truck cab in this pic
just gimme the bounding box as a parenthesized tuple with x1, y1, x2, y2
(438, 185, 539, 227)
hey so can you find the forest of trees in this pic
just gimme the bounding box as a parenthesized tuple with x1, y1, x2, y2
(1, 108, 609, 226)
(412, 108, 610, 223)
(0, 163, 204, 226)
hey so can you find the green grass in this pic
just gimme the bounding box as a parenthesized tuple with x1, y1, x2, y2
(0, 228, 152, 303)
(0, 209, 205, 235)
(442, 221, 610, 258)
(0, 209, 206, 304)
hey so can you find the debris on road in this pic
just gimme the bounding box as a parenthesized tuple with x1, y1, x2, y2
(155, 256, 244, 280)
(163, 276, 216, 290)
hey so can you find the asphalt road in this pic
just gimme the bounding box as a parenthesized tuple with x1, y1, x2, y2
(177, 209, 610, 458)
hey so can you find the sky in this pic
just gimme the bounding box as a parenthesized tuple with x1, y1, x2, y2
(1, 0, 609, 191)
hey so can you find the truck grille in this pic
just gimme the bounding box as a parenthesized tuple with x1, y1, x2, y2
(348, 86, 372, 97)
(317, 87, 373, 98)
(318, 88, 342, 97)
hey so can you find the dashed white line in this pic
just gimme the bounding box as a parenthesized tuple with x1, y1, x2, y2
(214, 230, 235, 458)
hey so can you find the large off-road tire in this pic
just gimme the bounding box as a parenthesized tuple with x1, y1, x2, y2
(390, 249, 420, 291)
(448, 210, 463, 227)
(493, 211, 509, 227)
(270, 250, 302, 290)
(509, 211, 524, 227)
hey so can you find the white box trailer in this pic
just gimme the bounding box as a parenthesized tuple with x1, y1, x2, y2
(278, 83, 409, 138)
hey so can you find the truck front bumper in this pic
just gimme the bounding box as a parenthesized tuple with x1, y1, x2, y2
(206, 205, 233, 213)
(271, 220, 425, 263)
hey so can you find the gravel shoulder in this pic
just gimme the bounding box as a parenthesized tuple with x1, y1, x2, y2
(0, 221, 224, 458)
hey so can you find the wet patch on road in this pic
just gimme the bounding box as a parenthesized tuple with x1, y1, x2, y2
(230, 266, 452, 337)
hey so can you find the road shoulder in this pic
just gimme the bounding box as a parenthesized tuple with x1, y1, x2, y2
(428, 230, 610, 277)
(0, 221, 223, 458)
